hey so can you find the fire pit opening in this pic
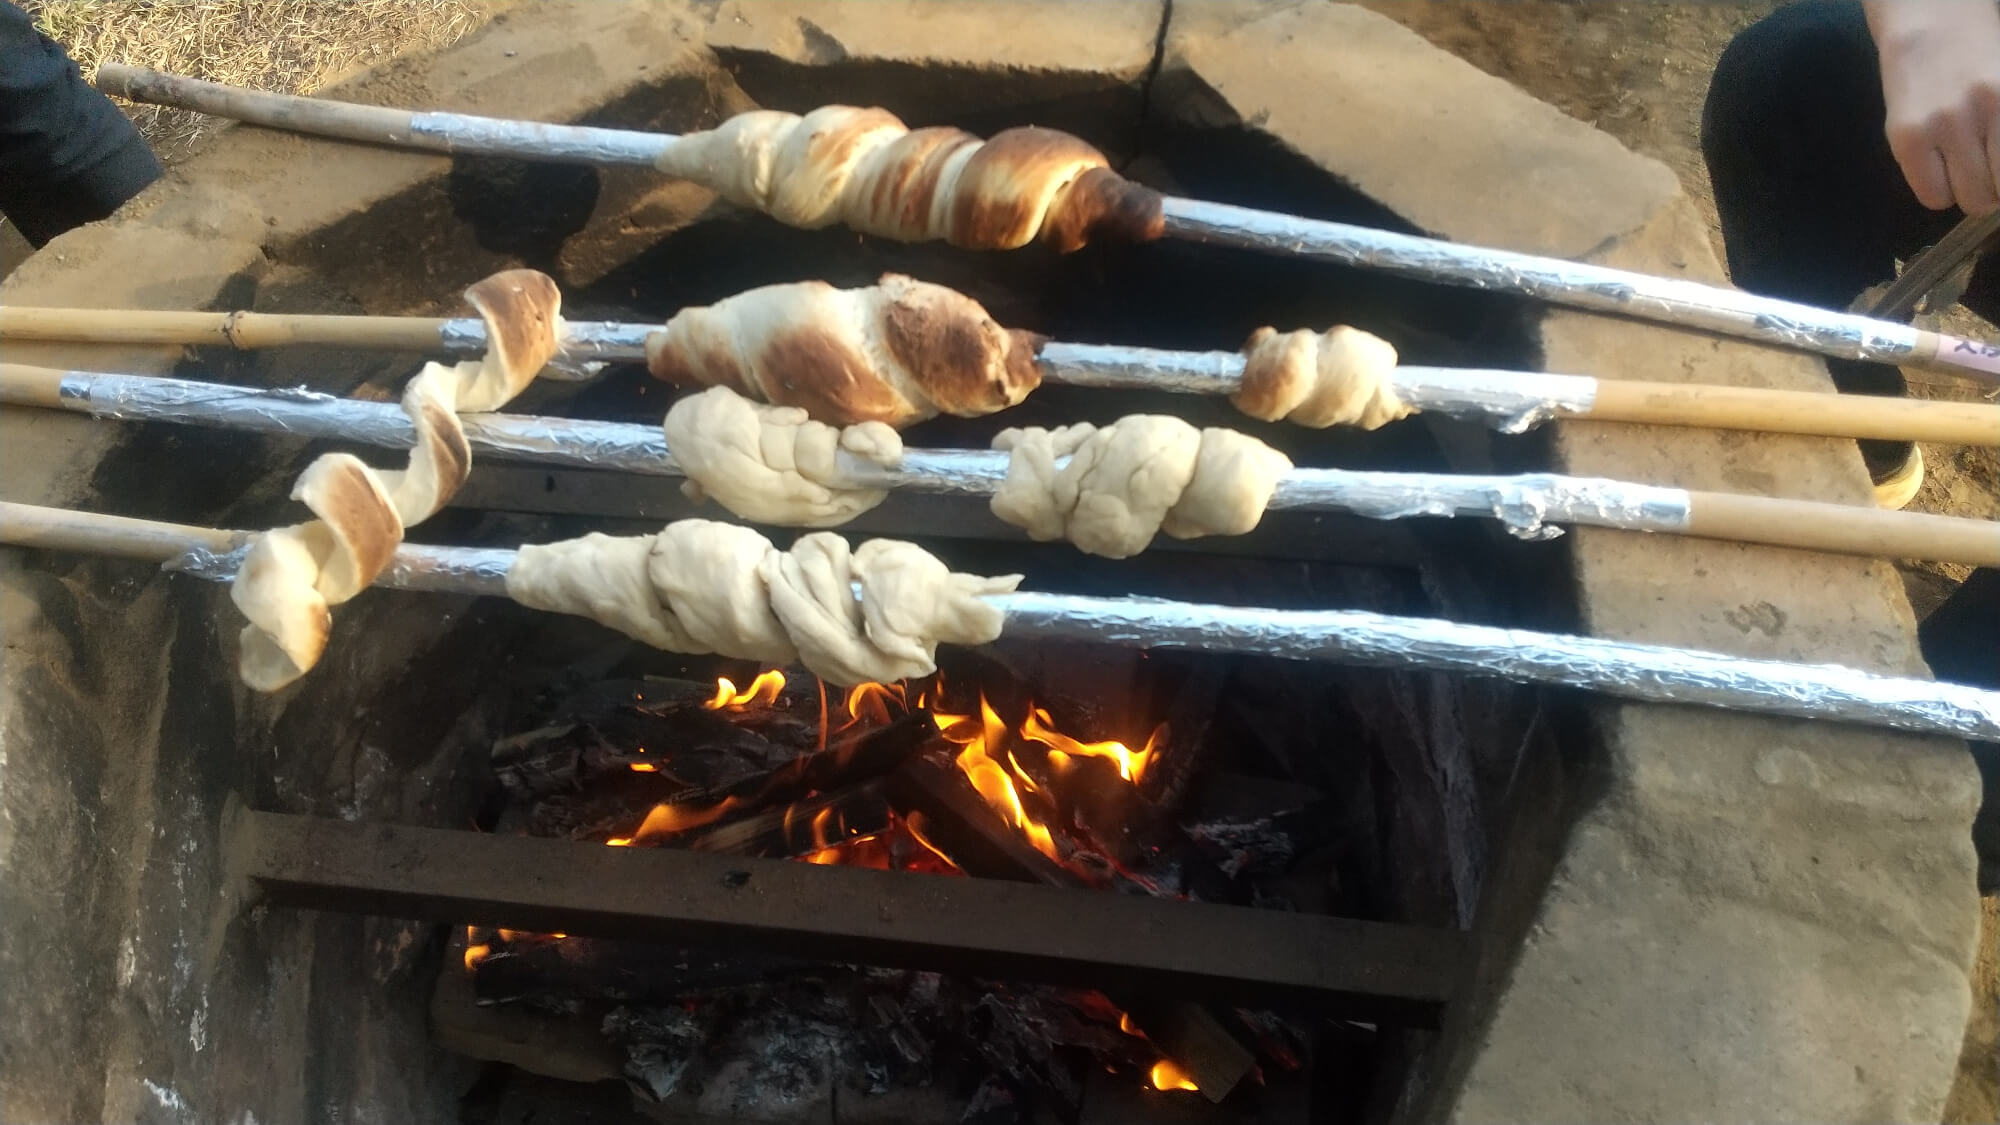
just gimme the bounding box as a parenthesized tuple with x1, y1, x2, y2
(3, 36, 1582, 1125)
(356, 88, 1564, 1123)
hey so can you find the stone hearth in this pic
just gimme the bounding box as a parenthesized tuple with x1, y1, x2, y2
(0, 3, 1979, 1123)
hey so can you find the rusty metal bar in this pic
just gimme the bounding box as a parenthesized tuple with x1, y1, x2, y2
(230, 806, 1466, 1026)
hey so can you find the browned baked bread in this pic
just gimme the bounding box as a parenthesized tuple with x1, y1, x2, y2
(644, 273, 1044, 428)
(230, 269, 563, 690)
(654, 106, 1165, 252)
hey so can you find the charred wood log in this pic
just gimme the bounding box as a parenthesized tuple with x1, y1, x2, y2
(471, 935, 813, 1007)
(682, 782, 894, 858)
(509, 707, 926, 843)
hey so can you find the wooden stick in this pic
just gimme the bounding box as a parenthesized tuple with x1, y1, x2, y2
(1687, 491, 2000, 566)
(9, 363, 1996, 567)
(6, 500, 2000, 743)
(9, 302, 1999, 447)
(0, 307, 451, 352)
(0, 501, 244, 561)
(1585, 380, 2000, 447)
(94, 62, 2000, 384)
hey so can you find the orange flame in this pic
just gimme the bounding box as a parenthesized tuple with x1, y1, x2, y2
(1149, 1059, 1199, 1092)
(615, 794, 750, 847)
(705, 670, 786, 710)
(841, 681, 907, 732)
(1022, 706, 1159, 784)
(628, 762, 658, 773)
(903, 812, 957, 869)
(463, 943, 491, 971)
(935, 695, 1061, 863)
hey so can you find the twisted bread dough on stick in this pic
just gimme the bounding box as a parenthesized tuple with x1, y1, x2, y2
(655, 106, 1166, 251)
(645, 273, 1042, 428)
(1237, 325, 1410, 430)
(991, 417, 1293, 558)
(648, 272, 1407, 433)
(663, 385, 902, 528)
(505, 519, 1021, 686)
(230, 270, 562, 690)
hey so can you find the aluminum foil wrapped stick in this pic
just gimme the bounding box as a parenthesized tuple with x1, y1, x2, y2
(13, 366, 2000, 569)
(3, 500, 1997, 744)
(9, 297, 1997, 445)
(91, 64, 2000, 383)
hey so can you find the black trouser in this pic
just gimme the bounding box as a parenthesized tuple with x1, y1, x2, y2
(1706, 0, 2000, 891)
(0, 0, 161, 247)
(1703, 0, 2000, 448)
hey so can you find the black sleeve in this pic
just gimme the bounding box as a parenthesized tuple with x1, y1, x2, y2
(0, 0, 162, 247)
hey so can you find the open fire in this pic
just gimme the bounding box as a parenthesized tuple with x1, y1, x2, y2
(460, 666, 1283, 1107)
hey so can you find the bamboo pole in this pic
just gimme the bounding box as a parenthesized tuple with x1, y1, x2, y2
(0, 307, 452, 351)
(3, 499, 1998, 743)
(0, 501, 245, 561)
(8, 302, 2000, 447)
(1583, 380, 2000, 447)
(7, 363, 1997, 568)
(1686, 492, 2000, 565)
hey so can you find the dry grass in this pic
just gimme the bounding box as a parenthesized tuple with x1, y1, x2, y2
(23, 0, 486, 163)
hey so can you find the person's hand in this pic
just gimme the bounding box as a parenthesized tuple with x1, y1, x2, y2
(1866, 0, 2000, 215)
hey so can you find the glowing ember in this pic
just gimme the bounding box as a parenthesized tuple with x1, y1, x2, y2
(1149, 1058, 1199, 1092)
(463, 942, 491, 971)
(705, 670, 786, 710)
(628, 762, 658, 772)
(1023, 706, 1161, 784)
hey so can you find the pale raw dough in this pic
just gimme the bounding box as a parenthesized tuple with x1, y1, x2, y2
(991, 416, 1293, 558)
(1159, 427, 1294, 539)
(662, 385, 902, 528)
(509, 532, 696, 653)
(648, 520, 797, 665)
(503, 518, 1021, 686)
(1236, 324, 1409, 430)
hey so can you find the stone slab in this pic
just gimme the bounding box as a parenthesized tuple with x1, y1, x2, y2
(1161, 1, 1679, 259)
(706, 0, 1164, 81)
(1444, 197, 1981, 1124)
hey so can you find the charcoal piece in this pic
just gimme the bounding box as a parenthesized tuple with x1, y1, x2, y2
(1137, 659, 1229, 814)
(604, 1004, 709, 1101)
(963, 991, 1085, 1122)
(961, 1075, 1026, 1125)
(1228, 1008, 1312, 1074)
(696, 1004, 842, 1117)
(471, 936, 811, 1006)
(1184, 816, 1299, 880)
